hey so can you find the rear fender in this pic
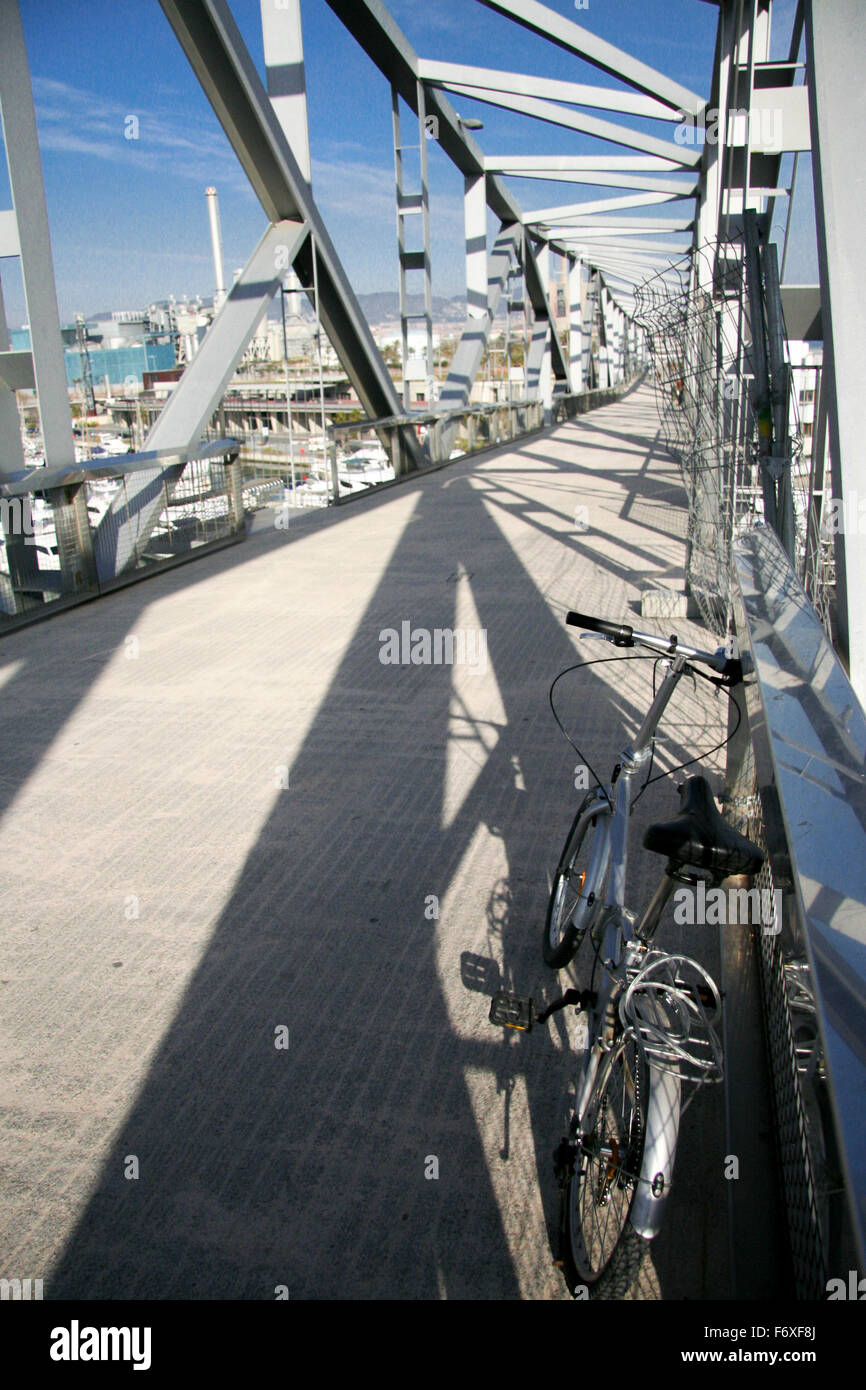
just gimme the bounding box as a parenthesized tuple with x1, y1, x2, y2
(630, 1068, 681, 1237)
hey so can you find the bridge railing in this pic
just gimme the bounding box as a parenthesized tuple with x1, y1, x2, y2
(272, 375, 645, 510)
(0, 438, 245, 632)
(729, 523, 866, 1297)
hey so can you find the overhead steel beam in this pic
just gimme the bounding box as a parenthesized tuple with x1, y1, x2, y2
(485, 155, 686, 172)
(524, 190, 690, 222)
(159, 0, 420, 465)
(555, 238, 691, 255)
(477, 0, 705, 115)
(438, 84, 702, 166)
(325, 0, 571, 396)
(495, 168, 700, 194)
(534, 215, 694, 233)
(417, 59, 679, 121)
(325, 0, 516, 226)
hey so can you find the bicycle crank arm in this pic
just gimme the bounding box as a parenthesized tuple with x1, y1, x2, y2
(489, 987, 598, 1032)
(535, 988, 597, 1024)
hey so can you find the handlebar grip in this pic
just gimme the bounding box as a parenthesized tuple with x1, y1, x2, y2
(566, 611, 634, 644)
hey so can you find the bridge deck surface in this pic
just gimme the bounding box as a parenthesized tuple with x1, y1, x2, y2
(1, 383, 739, 1299)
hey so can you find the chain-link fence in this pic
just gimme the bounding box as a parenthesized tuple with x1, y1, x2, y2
(632, 243, 852, 1297)
(633, 241, 832, 643)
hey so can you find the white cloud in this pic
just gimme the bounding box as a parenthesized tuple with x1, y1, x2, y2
(31, 75, 248, 193)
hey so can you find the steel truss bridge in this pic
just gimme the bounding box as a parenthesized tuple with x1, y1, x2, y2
(0, 0, 864, 1300)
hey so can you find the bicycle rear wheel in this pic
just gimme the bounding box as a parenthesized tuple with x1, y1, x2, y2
(557, 1034, 650, 1298)
(543, 791, 605, 969)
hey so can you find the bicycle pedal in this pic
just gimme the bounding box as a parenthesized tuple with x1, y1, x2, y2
(489, 990, 533, 1031)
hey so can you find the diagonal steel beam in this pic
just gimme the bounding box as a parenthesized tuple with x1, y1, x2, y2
(147, 221, 309, 453)
(477, 0, 705, 115)
(159, 0, 421, 467)
(93, 218, 309, 582)
(523, 234, 569, 386)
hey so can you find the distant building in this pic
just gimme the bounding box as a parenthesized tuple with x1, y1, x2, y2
(10, 326, 176, 388)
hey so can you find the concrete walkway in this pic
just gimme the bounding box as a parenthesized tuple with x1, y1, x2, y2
(0, 382, 734, 1299)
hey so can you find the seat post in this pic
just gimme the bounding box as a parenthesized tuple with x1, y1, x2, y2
(635, 870, 677, 944)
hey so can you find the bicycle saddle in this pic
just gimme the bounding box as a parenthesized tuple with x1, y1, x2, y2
(643, 775, 764, 878)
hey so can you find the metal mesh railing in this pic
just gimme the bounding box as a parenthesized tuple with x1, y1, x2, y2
(633, 242, 832, 642)
(729, 745, 831, 1299)
(633, 245, 846, 1296)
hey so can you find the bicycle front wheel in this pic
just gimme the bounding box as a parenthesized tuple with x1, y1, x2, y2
(543, 792, 605, 969)
(559, 1035, 650, 1299)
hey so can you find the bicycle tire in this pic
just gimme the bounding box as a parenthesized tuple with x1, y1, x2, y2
(543, 791, 604, 969)
(558, 1034, 650, 1299)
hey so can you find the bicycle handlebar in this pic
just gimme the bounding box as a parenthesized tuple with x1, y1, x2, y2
(566, 611, 634, 644)
(565, 609, 731, 674)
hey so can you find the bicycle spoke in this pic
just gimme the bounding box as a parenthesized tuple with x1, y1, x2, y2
(570, 1040, 645, 1283)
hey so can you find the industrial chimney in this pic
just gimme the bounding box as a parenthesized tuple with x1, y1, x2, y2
(205, 186, 227, 310)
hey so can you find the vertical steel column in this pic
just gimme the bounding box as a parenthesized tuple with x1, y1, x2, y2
(392, 83, 435, 412)
(568, 255, 584, 394)
(763, 240, 796, 561)
(0, 1, 75, 472)
(742, 210, 777, 531)
(597, 286, 610, 390)
(0, 273, 25, 479)
(465, 173, 488, 320)
(613, 304, 624, 385)
(260, 0, 311, 183)
(584, 269, 596, 387)
(0, 0, 96, 598)
(803, 366, 830, 621)
(535, 240, 552, 422)
(0, 273, 40, 609)
(392, 87, 411, 412)
(417, 82, 435, 408)
(805, 0, 866, 702)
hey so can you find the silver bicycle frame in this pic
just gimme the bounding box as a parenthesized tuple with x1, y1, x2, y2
(572, 651, 694, 1237)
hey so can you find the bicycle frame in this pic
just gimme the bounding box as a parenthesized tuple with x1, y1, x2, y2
(569, 649, 697, 1237)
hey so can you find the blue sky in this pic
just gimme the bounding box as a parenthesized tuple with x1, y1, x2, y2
(1, 0, 811, 326)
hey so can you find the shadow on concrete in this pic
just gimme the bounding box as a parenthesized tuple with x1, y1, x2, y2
(1, 392, 731, 1300)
